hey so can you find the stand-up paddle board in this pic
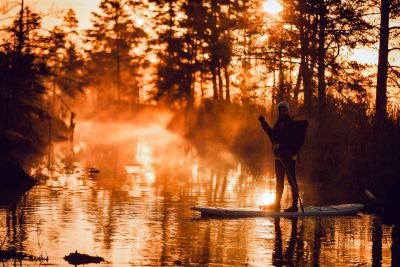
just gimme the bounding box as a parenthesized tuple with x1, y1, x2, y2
(191, 204, 363, 217)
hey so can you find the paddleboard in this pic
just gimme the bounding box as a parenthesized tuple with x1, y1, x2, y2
(191, 203, 363, 217)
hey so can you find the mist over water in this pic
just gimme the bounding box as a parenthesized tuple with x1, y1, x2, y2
(0, 116, 395, 266)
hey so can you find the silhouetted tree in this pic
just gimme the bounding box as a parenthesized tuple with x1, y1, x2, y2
(375, 0, 400, 127)
(150, 0, 247, 105)
(275, 0, 371, 123)
(0, 2, 51, 159)
(85, 0, 146, 103)
(204, 0, 245, 101)
(150, 0, 194, 106)
(57, 9, 85, 98)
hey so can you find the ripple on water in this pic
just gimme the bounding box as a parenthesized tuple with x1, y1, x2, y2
(0, 131, 395, 266)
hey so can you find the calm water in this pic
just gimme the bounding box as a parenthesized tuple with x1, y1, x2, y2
(0, 121, 395, 266)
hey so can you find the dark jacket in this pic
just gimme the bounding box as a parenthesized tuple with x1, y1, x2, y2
(272, 117, 299, 158)
(260, 116, 307, 158)
(260, 116, 304, 158)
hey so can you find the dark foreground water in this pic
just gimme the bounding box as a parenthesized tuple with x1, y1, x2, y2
(0, 121, 395, 266)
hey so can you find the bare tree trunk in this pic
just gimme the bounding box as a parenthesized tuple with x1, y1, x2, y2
(271, 59, 277, 120)
(302, 60, 313, 116)
(293, 57, 303, 112)
(287, 56, 293, 103)
(116, 47, 121, 101)
(218, 64, 223, 100)
(210, 0, 219, 100)
(224, 65, 230, 102)
(225, 2, 231, 103)
(299, 14, 313, 116)
(17, 0, 24, 58)
(189, 71, 195, 107)
(317, 0, 327, 127)
(278, 54, 285, 102)
(212, 67, 218, 100)
(200, 67, 205, 101)
(375, 0, 389, 128)
(372, 218, 383, 267)
(115, 10, 121, 102)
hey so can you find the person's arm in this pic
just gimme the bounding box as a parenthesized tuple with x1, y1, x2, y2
(258, 116, 276, 143)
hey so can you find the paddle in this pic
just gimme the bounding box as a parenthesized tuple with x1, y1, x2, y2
(259, 116, 305, 213)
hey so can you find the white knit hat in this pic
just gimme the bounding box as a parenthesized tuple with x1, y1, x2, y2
(277, 101, 290, 112)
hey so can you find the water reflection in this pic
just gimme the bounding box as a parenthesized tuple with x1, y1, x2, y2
(393, 225, 400, 267)
(1, 193, 28, 253)
(0, 121, 396, 266)
(272, 218, 294, 266)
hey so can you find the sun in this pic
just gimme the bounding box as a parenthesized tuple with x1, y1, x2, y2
(262, 0, 283, 15)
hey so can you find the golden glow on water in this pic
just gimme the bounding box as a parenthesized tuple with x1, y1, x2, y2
(259, 191, 276, 205)
(0, 120, 395, 266)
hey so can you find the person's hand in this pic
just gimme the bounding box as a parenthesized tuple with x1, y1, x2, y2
(272, 143, 280, 157)
(273, 143, 280, 151)
(258, 115, 265, 122)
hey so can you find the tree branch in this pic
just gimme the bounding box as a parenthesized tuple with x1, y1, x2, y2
(389, 47, 400, 52)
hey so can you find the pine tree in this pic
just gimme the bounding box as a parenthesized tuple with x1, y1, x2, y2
(85, 0, 146, 103)
(148, 0, 195, 107)
(0, 2, 51, 159)
(203, 0, 245, 101)
(58, 9, 85, 98)
(149, 0, 246, 106)
(273, 0, 372, 122)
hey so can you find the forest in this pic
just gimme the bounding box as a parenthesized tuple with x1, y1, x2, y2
(1, 0, 400, 223)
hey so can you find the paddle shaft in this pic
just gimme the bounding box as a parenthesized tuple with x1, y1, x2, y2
(259, 117, 304, 213)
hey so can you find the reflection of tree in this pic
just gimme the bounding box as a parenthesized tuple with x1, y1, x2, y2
(76, 137, 141, 188)
(83, 144, 122, 184)
(392, 225, 400, 267)
(3, 192, 29, 254)
(103, 191, 116, 249)
(4, 130, 395, 266)
(372, 217, 382, 267)
(153, 148, 256, 265)
(312, 219, 322, 267)
(159, 184, 171, 266)
(295, 219, 305, 261)
(200, 225, 211, 265)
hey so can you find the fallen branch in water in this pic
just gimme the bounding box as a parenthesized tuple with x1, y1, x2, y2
(0, 249, 25, 260)
(0, 248, 48, 262)
(64, 251, 105, 265)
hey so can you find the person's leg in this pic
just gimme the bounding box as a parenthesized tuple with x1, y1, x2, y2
(286, 159, 299, 207)
(275, 159, 285, 207)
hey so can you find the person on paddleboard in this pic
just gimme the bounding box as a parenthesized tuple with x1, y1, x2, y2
(258, 101, 308, 212)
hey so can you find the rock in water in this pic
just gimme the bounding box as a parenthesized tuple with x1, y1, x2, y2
(0, 160, 36, 190)
(64, 251, 105, 265)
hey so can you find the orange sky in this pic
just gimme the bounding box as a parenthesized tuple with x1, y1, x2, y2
(2, 0, 379, 65)
(20, 0, 101, 29)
